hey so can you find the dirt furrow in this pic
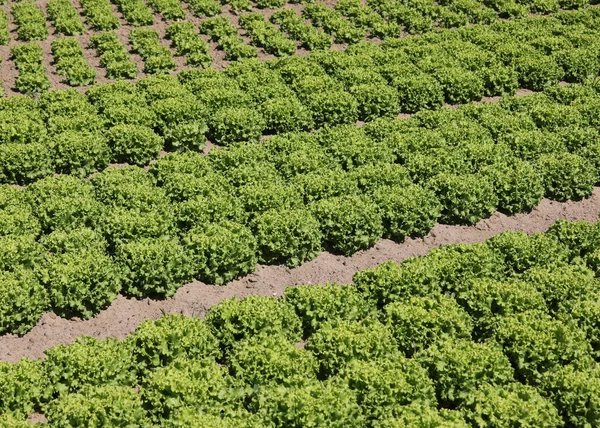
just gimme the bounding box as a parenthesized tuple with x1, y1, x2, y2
(2, 187, 600, 363)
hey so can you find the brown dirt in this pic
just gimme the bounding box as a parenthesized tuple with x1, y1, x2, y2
(2, 188, 600, 363)
(27, 413, 48, 424)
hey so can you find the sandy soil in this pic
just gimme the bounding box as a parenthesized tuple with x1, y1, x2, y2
(2, 187, 600, 363)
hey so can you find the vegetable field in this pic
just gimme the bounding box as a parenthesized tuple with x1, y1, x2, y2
(3, 221, 600, 426)
(0, 0, 597, 95)
(3, 81, 600, 336)
(2, 0, 600, 425)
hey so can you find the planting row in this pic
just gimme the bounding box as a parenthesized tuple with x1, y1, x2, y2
(148, 0, 186, 20)
(333, 0, 397, 40)
(185, 0, 222, 17)
(80, 0, 120, 31)
(12, 2, 48, 42)
(200, 17, 258, 60)
(52, 38, 96, 86)
(0, 10, 7, 46)
(237, 0, 600, 57)
(47, 0, 85, 36)
(3, 9, 600, 173)
(166, 22, 212, 68)
(3, 4, 600, 96)
(10, 38, 99, 93)
(8, 0, 117, 37)
(1, 81, 600, 331)
(10, 43, 50, 96)
(89, 32, 138, 79)
(271, 8, 332, 51)
(208, 7, 600, 119)
(0, 0, 595, 54)
(303, 3, 366, 44)
(3, 74, 600, 185)
(240, 13, 297, 57)
(2, 220, 600, 426)
(299, 0, 596, 42)
(113, 0, 155, 26)
(362, 0, 591, 33)
(129, 29, 176, 74)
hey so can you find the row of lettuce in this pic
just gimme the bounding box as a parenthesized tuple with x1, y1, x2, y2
(2, 220, 600, 426)
(2, 80, 600, 334)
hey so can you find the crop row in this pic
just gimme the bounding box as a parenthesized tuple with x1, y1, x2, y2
(271, 9, 333, 51)
(47, 0, 85, 36)
(166, 21, 212, 68)
(80, 0, 120, 31)
(147, 0, 186, 20)
(2, 220, 600, 427)
(1, 78, 600, 327)
(112, 0, 154, 26)
(334, 0, 401, 39)
(1, 1, 597, 93)
(184, 0, 222, 17)
(240, 13, 297, 57)
(254, 0, 286, 8)
(0, 10, 8, 46)
(341, 0, 495, 36)
(129, 28, 176, 74)
(0, 13, 598, 167)
(223, 0, 253, 12)
(52, 38, 96, 86)
(89, 31, 138, 79)
(12, 2, 48, 42)
(10, 43, 50, 96)
(199, 17, 258, 60)
(303, 3, 366, 44)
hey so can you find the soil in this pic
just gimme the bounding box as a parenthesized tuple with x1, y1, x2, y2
(2, 187, 600, 363)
